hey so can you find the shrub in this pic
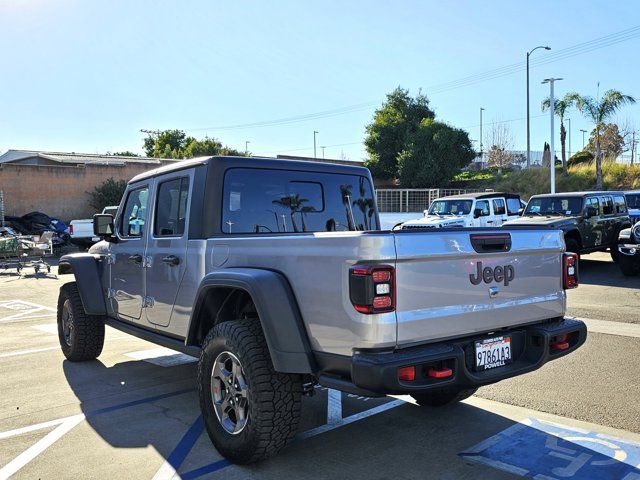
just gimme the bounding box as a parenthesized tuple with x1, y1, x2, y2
(88, 177, 127, 212)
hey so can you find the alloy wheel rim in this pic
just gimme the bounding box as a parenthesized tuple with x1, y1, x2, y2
(211, 351, 249, 434)
(61, 299, 74, 347)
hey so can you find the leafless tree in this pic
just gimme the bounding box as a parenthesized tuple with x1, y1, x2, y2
(484, 120, 514, 172)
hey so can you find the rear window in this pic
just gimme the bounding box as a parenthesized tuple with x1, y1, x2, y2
(222, 168, 378, 234)
(506, 198, 522, 215)
(613, 195, 627, 214)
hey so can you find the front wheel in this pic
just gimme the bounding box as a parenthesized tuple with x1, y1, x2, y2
(618, 253, 640, 276)
(57, 282, 105, 361)
(197, 320, 302, 464)
(411, 387, 478, 407)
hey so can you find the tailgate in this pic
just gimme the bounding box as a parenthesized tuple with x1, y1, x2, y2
(393, 228, 565, 346)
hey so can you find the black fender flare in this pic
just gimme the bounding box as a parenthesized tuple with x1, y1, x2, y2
(58, 253, 107, 316)
(563, 228, 582, 248)
(187, 268, 315, 374)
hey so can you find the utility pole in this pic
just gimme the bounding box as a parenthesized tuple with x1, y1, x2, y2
(480, 107, 485, 166)
(245, 141, 250, 156)
(313, 131, 318, 158)
(542, 78, 563, 194)
(580, 129, 588, 149)
(527, 45, 552, 168)
(321, 146, 326, 159)
(631, 130, 636, 165)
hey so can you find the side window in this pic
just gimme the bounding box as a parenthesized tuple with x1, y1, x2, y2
(492, 198, 506, 215)
(154, 177, 190, 237)
(613, 195, 627, 214)
(586, 197, 600, 216)
(120, 187, 149, 237)
(476, 200, 490, 217)
(601, 196, 614, 216)
(506, 198, 522, 215)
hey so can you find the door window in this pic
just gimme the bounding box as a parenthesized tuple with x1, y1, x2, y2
(506, 198, 522, 215)
(120, 187, 149, 237)
(613, 195, 627, 214)
(586, 197, 600, 216)
(492, 199, 506, 215)
(154, 177, 190, 237)
(475, 200, 490, 216)
(600, 196, 614, 216)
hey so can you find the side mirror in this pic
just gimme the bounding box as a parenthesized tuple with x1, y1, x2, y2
(93, 214, 115, 239)
(518, 208, 525, 215)
(473, 208, 483, 219)
(585, 206, 598, 218)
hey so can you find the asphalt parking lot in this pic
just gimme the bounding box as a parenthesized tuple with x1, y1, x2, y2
(1, 252, 639, 479)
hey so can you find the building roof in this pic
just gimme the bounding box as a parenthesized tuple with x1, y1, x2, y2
(276, 154, 364, 167)
(0, 149, 178, 166)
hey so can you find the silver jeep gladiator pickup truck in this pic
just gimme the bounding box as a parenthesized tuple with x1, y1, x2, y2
(56, 156, 586, 463)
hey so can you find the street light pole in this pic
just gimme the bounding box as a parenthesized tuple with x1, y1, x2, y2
(526, 45, 551, 168)
(313, 131, 318, 158)
(580, 129, 587, 149)
(321, 146, 326, 159)
(542, 78, 563, 194)
(480, 107, 485, 166)
(245, 141, 250, 156)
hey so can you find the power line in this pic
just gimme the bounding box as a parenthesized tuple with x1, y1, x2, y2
(180, 24, 640, 133)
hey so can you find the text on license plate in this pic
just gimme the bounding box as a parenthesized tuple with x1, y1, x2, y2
(475, 336, 511, 370)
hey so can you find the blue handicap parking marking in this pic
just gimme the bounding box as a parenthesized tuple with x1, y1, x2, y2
(460, 417, 640, 479)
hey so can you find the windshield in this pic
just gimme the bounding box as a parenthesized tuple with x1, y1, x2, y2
(626, 194, 640, 209)
(524, 196, 584, 216)
(428, 199, 473, 216)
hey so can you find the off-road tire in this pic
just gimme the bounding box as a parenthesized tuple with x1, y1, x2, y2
(618, 253, 640, 276)
(198, 320, 303, 464)
(565, 238, 581, 259)
(411, 387, 478, 407)
(57, 282, 105, 361)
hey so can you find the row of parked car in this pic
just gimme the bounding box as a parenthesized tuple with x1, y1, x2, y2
(400, 190, 640, 276)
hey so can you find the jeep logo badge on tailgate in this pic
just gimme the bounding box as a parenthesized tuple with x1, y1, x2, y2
(469, 261, 515, 286)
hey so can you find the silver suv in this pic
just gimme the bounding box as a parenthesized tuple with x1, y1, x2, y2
(57, 156, 586, 463)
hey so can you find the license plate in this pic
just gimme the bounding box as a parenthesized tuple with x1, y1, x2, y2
(475, 336, 512, 370)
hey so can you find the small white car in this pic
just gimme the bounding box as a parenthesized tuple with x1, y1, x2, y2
(401, 192, 524, 229)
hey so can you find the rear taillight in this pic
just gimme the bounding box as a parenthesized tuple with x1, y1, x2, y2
(563, 252, 579, 289)
(349, 264, 395, 314)
(69, 225, 74, 235)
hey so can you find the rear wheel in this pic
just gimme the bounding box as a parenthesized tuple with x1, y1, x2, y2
(57, 282, 105, 361)
(410, 387, 478, 407)
(198, 320, 302, 464)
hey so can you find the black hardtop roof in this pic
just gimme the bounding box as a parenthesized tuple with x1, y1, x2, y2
(529, 191, 625, 198)
(438, 191, 520, 200)
(129, 156, 371, 183)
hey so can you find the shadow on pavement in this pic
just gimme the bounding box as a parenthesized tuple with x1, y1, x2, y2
(578, 256, 638, 288)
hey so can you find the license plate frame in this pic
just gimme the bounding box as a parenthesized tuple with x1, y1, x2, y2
(475, 335, 512, 371)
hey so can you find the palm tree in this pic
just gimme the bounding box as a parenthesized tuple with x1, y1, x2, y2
(339, 184, 355, 230)
(272, 194, 309, 233)
(541, 94, 575, 174)
(567, 89, 636, 189)
(352, 177, 375, 230)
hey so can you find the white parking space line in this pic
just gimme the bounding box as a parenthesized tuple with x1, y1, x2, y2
(570, 316, 640, 339)
(0, 346, 60, 359)
(31, 324, 58, 335)
(0, 300, 56, 323)
(124, 347, 197, 367)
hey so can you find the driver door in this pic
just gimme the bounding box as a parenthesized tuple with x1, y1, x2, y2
(110, 184, 149, 321)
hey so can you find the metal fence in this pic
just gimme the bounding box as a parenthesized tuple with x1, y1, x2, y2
(376, 188, 482, 213)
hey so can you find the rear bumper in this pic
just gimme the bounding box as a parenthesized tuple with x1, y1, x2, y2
(319, 318, 586, 396)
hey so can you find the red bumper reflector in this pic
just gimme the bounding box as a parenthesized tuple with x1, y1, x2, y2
(428, 368, 453, 379)
(551, 341, 570, 351)
(373, 296, 392, 309)
(398, 366, 416, 381)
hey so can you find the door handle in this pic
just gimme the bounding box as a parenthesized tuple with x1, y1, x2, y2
(128, 254, 143, 264)
(486, 221, 494, 224)
(162, 255, 180, 266)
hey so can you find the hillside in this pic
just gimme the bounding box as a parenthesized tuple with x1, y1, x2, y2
(450, 162, 640, 199)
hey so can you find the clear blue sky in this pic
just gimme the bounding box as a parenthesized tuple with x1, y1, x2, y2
(1, 0, 639, 161)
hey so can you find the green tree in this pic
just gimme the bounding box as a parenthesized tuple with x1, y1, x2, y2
(567, 89, 636, 189)
(542, 94, 575, 174)
(88, 177, 127, 212)
(397, 119, 475, 188)
(107, 151, 139, 157)
(364, 87, 435, 179)
(143, 129, 246, 159)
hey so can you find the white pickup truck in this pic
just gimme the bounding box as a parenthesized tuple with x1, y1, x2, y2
(69, 206, 118, 248)
(401, 192, 525, 229)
